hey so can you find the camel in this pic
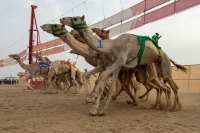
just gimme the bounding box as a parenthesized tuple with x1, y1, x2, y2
(70, 29, 141, 101)
(91, 28, 170, 101)
(41, 24, 167, 108)
(91, 28, 145, 101)
(60, 15, 187, 116)
(40, 24, 140, 104)
(91, 28, 169, 107)
(17, 71, 33, 91)
(32, 51, 83, 93)
(9, 54, 51, 91)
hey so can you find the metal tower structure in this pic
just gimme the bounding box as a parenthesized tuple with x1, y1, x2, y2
(29, 5, 40, 64)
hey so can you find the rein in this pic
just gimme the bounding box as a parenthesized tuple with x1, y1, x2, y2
(50, 24, 68, 37)
(70, 17, 88, 30)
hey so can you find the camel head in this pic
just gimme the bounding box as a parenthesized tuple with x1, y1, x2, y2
(70, 30, 85, 43)
(44, 57, 51, 64)
(32, 51, 42, 58)
(8, 54, 20, 60)
(40, 24, 67, 37)
(91, 28, 110, 40)
(18, 73, 25, 77)
(70, 30, 80, 38)
(60, 15, 88, 31)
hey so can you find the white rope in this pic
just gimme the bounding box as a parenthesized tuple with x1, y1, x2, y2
(101, 0, 106, 28)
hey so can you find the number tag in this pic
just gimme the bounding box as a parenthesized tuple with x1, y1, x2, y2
(98, 40, 103, 48)
(88, 47, 93, 54)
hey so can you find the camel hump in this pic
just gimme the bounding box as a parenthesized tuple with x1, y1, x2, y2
(145, 41, 161, 56)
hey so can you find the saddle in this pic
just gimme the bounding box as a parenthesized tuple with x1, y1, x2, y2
(60, 60, 72, 67)
(38, 61, 51, 70)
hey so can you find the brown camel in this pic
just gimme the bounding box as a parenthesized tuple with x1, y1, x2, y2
(60, 15, 187, 116)
(32, 51, 83, 93)
(9, 54, 51, 91)
(40, 24, 125, 100)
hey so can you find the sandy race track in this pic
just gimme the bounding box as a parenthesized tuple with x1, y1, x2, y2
(0, 86, 200, 133)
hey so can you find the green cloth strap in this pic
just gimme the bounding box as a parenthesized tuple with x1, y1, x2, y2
(70, 17, 88, 30)
(126, 36, 150, 65)
(50, 24, 68, 37)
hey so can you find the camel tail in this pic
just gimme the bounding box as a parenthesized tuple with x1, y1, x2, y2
(170, 59, 188, 73)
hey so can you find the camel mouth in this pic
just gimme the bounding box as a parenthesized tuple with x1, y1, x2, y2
(59, 19, 65, 25)
(40, 25, 45, 31)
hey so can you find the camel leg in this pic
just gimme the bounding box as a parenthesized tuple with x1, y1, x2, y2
(65, 78, 74, 93)
(99, 68, 121, 116)
(138, 86, 152, 100)
(44, 68, 55, 94)
(83, 65, 104, 97)
(126, 72, 138, 105)
(89, 74, 111, 116)
(159, 54, 180, 111)
(89, 58, 132, 116)
(23, 74, 34, 91)
(136, 66, 161, 108)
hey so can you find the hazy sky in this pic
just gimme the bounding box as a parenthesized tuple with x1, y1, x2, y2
(0, 0, 199, 79)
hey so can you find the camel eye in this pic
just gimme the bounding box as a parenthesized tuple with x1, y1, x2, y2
(74, 18, 77, 21)
(54, 25, 57, 28)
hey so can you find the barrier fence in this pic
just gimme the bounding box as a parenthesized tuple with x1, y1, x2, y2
(172, 64, 200, 93)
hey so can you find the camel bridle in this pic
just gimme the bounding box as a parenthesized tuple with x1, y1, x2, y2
(70, 17, 88, 31)
(50, 24, 68, 37)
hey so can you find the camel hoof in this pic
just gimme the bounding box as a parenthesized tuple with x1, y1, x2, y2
(98, 111, 105, 116)
(89, 107, 98, 116)
(85, 99, 94, 105)
(177, 103, 182, 110)
(151, 105, 157, 109)
(126, 101, 132, 104)
(100, 95, 105, 100)
(112, 96, 116, 100)
(133, 102, 138, 106)
(85, 100, 89, 105)
(138, 96, 143, 99)
(158, 105, 163, 110)
(170, 109, 177, 112)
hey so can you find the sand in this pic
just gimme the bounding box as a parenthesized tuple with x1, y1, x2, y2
(0, 86, 200, 133)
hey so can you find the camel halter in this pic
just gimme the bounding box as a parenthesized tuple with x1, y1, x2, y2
(50, 24, 68, 37)
(70, 17, 88, 30)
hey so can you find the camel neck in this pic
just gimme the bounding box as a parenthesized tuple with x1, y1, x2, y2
(59, 33, 98, 57)
(39, 56, 46, 62)
(79, 28, 112, 54)
(17, 58, 28, 70)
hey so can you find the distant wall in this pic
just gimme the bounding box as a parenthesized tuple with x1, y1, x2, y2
(172, 64, 200, 93)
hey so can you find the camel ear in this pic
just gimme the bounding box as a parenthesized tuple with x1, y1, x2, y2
(107, 30, 110, 34)
(81, 15, 85, 21)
